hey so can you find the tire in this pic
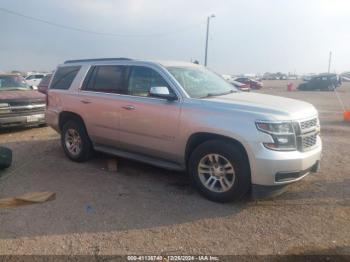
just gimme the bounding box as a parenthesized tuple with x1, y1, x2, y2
(188, 139, 251, 202)
(61, 120, 93, 162)
(0, 147, 12, 169)
(298, 84, 307, 91)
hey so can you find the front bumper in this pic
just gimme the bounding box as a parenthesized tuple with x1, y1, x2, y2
(251, 160, 320, 199)
(0, 113, 45, 128)
(250, 135, 322, 185)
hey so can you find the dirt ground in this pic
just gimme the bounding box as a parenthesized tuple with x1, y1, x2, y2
(0, 80, 349, 256)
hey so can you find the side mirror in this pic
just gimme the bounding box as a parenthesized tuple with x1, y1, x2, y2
(149, 86, 177, 101)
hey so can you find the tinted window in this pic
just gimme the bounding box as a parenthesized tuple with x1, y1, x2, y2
(51, 66, 80, 90)
(84, 66, 127, 94)
(128, 66, 170, 97)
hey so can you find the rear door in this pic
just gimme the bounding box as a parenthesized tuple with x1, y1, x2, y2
(320, 76, 330, 89)
(308, 77, 321, 90)
(117, 65, 182, 162)
(78, 65, 129, 147)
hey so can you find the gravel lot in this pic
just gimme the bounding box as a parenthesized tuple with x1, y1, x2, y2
(0, 80, 349, 255)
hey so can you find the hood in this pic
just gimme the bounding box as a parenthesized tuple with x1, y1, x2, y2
(0, 90, 45, 102)
(202, 92, 318, 120)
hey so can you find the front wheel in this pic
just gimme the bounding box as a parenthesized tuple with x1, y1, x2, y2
(188, 140, 251, 202)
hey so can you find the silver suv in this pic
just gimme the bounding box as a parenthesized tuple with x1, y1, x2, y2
(46, 58, 322, 202)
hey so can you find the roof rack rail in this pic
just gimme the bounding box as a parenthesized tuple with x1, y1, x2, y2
(64, 58, 132, 64)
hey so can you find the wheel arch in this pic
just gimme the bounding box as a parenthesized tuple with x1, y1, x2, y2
(58, 111, 86, 132)
(185, 132, 251, 170)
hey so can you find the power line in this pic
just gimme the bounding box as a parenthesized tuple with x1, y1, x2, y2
(0, 7, 203, 37)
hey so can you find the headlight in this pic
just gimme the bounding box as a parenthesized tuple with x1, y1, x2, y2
(0, 103, 10, 114)
(256, 121, 297, 151)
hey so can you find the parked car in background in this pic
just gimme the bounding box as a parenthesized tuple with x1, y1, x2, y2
(340, 72, 350, 82)
(222, 75, 250, 91)
(25, 73, 46, 89)
(221, 74, 232, 81)
(229, 80, 250, 92)
(298, 73, 341, 91)
(46, 58, 321, 202)
(342, 76, 350, 82)
(37, 73, 53, 94)
(287, 75, 298, 80)
(0, 74, 46, 128)
(234, 77, 263, 89)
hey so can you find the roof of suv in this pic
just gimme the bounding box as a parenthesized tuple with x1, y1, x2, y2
(63, 58, 200, 68)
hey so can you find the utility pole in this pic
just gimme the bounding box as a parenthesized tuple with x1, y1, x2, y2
(328, 51, 332, 74)
(204, 14, 215, 67)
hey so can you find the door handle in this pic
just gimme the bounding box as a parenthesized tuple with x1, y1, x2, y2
(80, 100, 91, 104)
(122, 105, 136, 110)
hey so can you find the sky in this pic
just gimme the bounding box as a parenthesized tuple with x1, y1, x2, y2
(0, 0, 349, 74)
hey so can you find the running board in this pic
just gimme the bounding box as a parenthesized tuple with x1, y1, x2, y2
(94, 145, 184, 171)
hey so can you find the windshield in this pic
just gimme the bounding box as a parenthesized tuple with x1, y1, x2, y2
(167, 66, 237, 98)
(0, 75, 29, 91)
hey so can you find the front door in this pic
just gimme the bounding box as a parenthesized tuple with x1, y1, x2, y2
(118, 66, 182, 162)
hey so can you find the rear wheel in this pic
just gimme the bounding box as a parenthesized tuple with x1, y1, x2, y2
(328, 84, 335, 91)
(61, 120, 93, 162)
(189, 140, 251, 202)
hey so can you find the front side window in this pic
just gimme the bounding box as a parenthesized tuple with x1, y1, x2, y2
(167, 66, 236, 98)
(128, 66, 170, 97)
(84, 66, 127, 94)
(51, 66, 80, 90)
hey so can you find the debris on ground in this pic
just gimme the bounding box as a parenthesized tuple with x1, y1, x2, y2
(0, 191, 55, 208)
(106, 158, 118, 172)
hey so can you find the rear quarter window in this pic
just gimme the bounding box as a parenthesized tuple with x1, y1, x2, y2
(50, 66, 81, 90)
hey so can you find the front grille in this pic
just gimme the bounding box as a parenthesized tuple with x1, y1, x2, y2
(0, 101, 45, 117)
(8, 100, 43, 107)
(301, 133, 317, 150)
(300, 118, 317, 131)
(296, 117, 319, 152)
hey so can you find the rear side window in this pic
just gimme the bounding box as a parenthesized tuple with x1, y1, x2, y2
(50, 66, 80, 90)
(83, 66, 128, 94)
